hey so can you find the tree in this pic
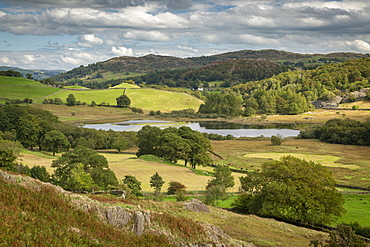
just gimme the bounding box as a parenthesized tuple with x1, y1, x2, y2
(235, 155, 345, 225)
(52, 146, 117, 191)
(70, 163, 98, 192)
(41, 130, 70, 156)
(167, 181, 186, 195)
(206, 165, 235, 190)
(157, 133, 190, 163)
(116, 94, 131, 107)
(66, 94, 76, 106)
(111, 136, 127, 153)
(150, 172, 165, 197)
(270, 134, 283, 145)
(16, 116, 39, 149)
(123, 175, 142, 197)
(310, 224, 367, 247)
(136, 125, 163, 156)
(30, 165, 51, 182)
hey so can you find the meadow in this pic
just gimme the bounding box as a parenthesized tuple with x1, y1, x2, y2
(34, 88, 203, 113)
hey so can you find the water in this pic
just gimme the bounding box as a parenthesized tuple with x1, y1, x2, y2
(83, 120, 300, 138)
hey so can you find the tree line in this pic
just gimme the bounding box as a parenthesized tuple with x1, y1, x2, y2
(299, 118, 370, 146)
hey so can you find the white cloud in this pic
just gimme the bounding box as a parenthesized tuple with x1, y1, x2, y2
(0, 56, 16, 65)
(124, 31, 170, 42)
(111, 46, 134, 56)
(345, 40, 370, 53)
(81, 34, 104, 45)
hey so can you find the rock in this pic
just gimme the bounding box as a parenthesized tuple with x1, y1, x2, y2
(106, 206, 132, 228)
(132, 211, 145, 236)
(184, 199, 210, 213)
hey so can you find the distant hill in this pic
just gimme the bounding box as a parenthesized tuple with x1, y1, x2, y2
(51, 49, 369, 87)
(0, 66, 65, 80)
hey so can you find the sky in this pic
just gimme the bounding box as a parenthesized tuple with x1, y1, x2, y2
(0, 0, 369, 71)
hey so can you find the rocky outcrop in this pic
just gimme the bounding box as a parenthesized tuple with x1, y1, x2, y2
(106, 206, 132, 228)
(184, 199, 210, 213)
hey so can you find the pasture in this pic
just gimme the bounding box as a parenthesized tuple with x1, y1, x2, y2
(0, 76, 47, 86)
(210, 138, 370, 188)
(34, 88, 203, 112)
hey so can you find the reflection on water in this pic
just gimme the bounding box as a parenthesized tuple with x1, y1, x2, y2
(83, 120, 300, 138)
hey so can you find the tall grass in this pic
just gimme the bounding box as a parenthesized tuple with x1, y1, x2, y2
(0, 175, 173, 246)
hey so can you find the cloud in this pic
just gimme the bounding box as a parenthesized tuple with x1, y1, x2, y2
(80, 34, 104, 45)
(111, 46, 134, 56)
(0, 0, 192, 10)
(124, 31, 170, 41)
(345, 40, 370, 53)
(1, 0, 370, 70)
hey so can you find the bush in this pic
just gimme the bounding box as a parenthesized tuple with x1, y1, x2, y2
(270, 134, 283, 145)
(167, 181, 186, 195)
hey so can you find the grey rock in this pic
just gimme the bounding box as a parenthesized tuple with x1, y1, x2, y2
(106, 206, 132, 227)
(184, 199, 210, 213)
(132, 211, 145, 236)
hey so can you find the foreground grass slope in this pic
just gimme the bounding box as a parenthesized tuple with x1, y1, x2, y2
(0, 172, 173, 247)
(0, 170, 327, 246)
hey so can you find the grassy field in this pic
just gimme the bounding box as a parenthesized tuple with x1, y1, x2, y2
(110, 83, 141, 89)
(229, 108, 370, 125)
(211, 138, 370, 188)
(0, 86, 62, 100)
(32, 104, 137, 123)
(0, 76, 48, 86)
(33, 88, 203, 112)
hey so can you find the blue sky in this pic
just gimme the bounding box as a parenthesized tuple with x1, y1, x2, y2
(0, 0, 369, 70)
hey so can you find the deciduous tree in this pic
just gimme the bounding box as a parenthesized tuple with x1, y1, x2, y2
(234, 155, 345, 225)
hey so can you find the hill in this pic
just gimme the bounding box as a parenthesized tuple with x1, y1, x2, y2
(51, 49, 368, 87)
(0, 169, 327, 246)
(0, 66, 64, 80)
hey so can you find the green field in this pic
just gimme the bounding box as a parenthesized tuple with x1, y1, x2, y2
(110, 83, 140, 89)
(0, 76, 48, 86)
(36, 88, 203, 112)
(0, 86, 62, 100)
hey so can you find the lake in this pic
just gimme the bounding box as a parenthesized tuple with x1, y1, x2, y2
(83, 120, 300, 138)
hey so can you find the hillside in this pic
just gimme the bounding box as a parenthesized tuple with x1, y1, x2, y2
(0, 169, 327, 246)
(0, 66, 64, 80)
(51, 49, 368, 86)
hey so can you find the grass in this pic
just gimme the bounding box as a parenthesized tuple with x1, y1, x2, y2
(64, 85, 89, 89)
(334, 193, 370, 227)
(32, 104, 135, 123)
(110, 83, 140, 89)
(0, 76, 48, 86)
(33, 88, 203, 112)
(0, 86, 61, 100)
(211, 138, 370, 188)
(236, 108, 370, 125)
(0, 174, 173, 247)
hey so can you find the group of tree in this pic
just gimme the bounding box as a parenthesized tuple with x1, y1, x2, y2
(299, 118, 370, 146)
(232, 58, 370, 113)
(232, 156, 345, 226)
(0, 105, 136, 153)
(0, 70, 23, 77)
(128, 59, 291, 89)
(198, 93, 244, 117)
(136, 125, 212, 169)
